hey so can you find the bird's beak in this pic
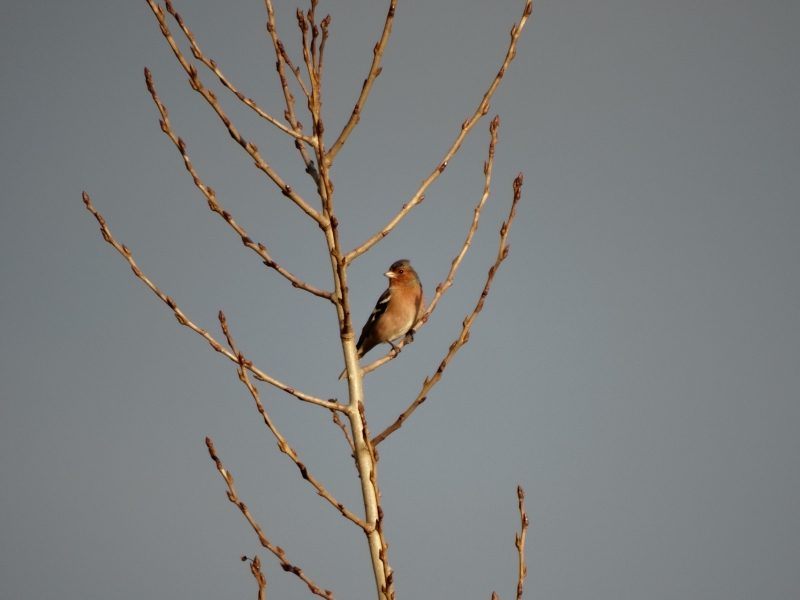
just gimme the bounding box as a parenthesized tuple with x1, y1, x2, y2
(384, 270, 395, 279)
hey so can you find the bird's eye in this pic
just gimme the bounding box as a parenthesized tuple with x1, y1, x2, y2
(397, 268, 404, 274)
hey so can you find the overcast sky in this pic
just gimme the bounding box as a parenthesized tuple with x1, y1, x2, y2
(2, 1, 799, 599)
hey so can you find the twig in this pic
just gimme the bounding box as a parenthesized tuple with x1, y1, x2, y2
(515, 486, 529, 600)
(359, 115, 502, 378)
(308, 3, 319, 80)
(82, 192, 342, 412)
(264, 0, 321, 185)
(242, 556, 267, 600)
(219, 312, 373, 532)
(331, 409, 356, 454)
(372, 173, 523, 446)
(162, 0, 313, 145)
(326, 0, 398, 162)
(296, 6, 318, 101)
(145, 0, 326, 226)
(278, 36, 313, 106)
(318, 15, 331, 82)
(422, 116, 502, 319)
(345, 0, 533, 261)
(206, 438, 335, 600)
(144, 68, 333, 301)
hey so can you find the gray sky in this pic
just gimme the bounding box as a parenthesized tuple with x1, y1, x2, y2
(2, 0, 799, 598)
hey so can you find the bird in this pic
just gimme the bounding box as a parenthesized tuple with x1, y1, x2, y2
(339, 259, 425, 380)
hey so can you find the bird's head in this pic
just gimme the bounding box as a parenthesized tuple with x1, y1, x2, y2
(384, 259, 419, 287)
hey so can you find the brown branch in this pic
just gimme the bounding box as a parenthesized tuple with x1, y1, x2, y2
(297, 6, 318, 101)
(515, 486, 529, 600)
(162, 0, 314, 145)
(82, 192, 342, 412)
(145, 0, 325, 226)
(372, 173, 523, 446)
(359, 115, 502, 378)
(219, 312, 373, 532)
(489, 487, 528, 600)
(293, 2, 332, 233)
(264, 0, 321, 186)
(206, 438, 335, 600)
(308, 4, 319, 79)
(144, 68, 333, 301)
(331, 409, 356, 454)
(278, 36, 313, 106)
(242, 556, 267, 600)
(345, 0, 533, 261)
(318, 15, 331, 82)
(326, 0, 397, 163)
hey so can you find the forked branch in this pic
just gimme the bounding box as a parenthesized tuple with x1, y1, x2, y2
(145, 68, 333, 301)
(206, 438, 335, 600)
(372, 173, 523, 446)
(219, 311, 373, 532)
(331, 409, 356, 454)
(162, 0, 312, 143)
(264, 0, 322, 186)
(82, 192, 341, 412)
(346, 0, 533, 260)
(88, 3, 535, 600)
(326, 0, 398, 162)
(145, 0, 325, 225)
(359, 116, 502, 378)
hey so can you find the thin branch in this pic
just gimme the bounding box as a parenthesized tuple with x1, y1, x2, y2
(144, 69, 333, 301)
(421, 116, 501, 319)
(82, 192, 342, 412)
(206, 438, 335, 600)
(278, 36, 313, 106)
(346, 0, 533, 262)
(359, 115, 502, 378)
(515, 486, 529, 600)
(296, 7, 318, 101)
(220, 312, 373, 532)
(145, 0, 326, 226)
(264, 0, 321, 185)
(243, 556, 267, 600)
(331, 409, 356, 454)
(308, 4, 319, 79)
(318, 15, 331, 81)
(162, 0, 314, 144)
(372, 173, 523, 446)
(326, 0, 397, 162)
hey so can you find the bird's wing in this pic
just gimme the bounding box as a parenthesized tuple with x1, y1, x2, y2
(356, 288, 392, 347)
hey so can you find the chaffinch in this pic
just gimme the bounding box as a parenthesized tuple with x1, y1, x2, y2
(339, 259, 425, 380)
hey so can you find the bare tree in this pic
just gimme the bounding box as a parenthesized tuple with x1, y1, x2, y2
(83, 1, 532, 598)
